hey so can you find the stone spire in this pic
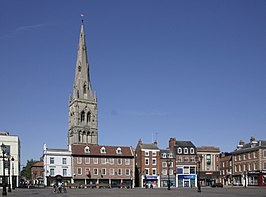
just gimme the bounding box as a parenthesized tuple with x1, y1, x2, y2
(73, 20, 93, 100)
(68, 20, 98, 146)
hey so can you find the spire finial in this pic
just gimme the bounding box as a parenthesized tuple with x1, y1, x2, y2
(81, 14, 84, 23)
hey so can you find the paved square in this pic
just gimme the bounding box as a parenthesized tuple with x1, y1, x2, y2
(4, 187, 266, 197)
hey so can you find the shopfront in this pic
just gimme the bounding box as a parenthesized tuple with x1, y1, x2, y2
(143, 175, 159, 188)
(161, 176, 176, 188)
(248, 171, 266, 186)
(177, 175, 196, 188)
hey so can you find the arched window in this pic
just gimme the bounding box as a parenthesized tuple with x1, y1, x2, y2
(83, 83, 87, 94)
(81, 111, 85, 122)
(101, 147, 106, 154)
(87, 112, 91, 123)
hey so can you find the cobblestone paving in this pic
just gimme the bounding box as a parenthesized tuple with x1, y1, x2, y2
(3, 187, 266, 197)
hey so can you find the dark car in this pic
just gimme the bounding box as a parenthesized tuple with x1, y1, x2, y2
(211, 183, 223, 188)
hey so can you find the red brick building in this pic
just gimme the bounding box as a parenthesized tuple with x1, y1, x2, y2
(31, 158, 44, 185)
(71, 144, 134, 188)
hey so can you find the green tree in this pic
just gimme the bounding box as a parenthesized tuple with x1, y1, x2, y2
(21, 159, 38, 180)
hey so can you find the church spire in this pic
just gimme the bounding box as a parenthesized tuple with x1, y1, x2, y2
(73, 20, 93, 100)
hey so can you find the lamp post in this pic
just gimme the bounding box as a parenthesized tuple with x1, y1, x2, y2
(196, 155, 202, 193)
(1, 143, 7, 196)
(167, 159, 171, 190)
(244, 171, 247, 188)
(11, 158, 14, 190)
(7, 156, 11, 192)
(173, 170, 176, 188)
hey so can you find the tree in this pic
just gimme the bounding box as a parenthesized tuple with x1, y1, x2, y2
(21, 159, 38, 180)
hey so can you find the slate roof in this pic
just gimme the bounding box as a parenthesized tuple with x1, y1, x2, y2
(232, 140, 266, 154)
(139, 143, 159, 150)
(175, 141, 195, 148)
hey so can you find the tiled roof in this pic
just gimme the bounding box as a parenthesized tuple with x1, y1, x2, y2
(31, 161, 43, 167)
(72, 144, 134, 157)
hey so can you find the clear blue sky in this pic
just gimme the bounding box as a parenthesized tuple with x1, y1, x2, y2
(0, 0, 265, 165)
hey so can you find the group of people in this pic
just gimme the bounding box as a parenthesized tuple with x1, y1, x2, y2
(53, 181, 67, 193)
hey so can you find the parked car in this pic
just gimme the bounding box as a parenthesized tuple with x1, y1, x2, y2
(211, 183, 223, 188)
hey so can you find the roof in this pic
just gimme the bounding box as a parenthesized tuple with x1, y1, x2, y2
(197, 146, 220, 152)
(232, 140, 266, 154)
(139, 143, 159, 150)
(31, 161, 43, 168)
(72, 144, 134, 157)
(175, 141, 195, 148)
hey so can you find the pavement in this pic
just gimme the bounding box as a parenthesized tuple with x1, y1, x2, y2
(3, 186, 266, 197)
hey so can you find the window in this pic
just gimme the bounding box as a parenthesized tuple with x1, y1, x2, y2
(93, 158, 98, 164)
(81, 111, 85, 122)
(145, 168, 149, 175)
(152, 158, 156, 165)
(125, 159, 130, 165)
(101, 168, 106, 175)
(101, 158, 106, 164)
(190, 148, 194, 154)
(177, 156, 182, 162)
(264, 151, 266, 158)
(190, 157, 195, 162)
(177, 147, 182, 154)
(85, 157, 90, 164)
(253, 152, 256, 158)
(116, 147, 122, 154)
(125, 169, 130, 176)
(162, 169, 167, 175)
(62, 158, 67, 165)
(162, 162, 167, 167)
(184, 147, 188, 154)
(190, 167, 196, 174)
(206, 154, 211, 165)
(152, 169, 157, 175)
(184, 157, 189, 162)
(243, 154, 246, 160)
(145, 158, 149, 165)
(110, 168, 114, 175)
(84, 146, 90, 153)
(86, 168, 90, 176)
(50, 168, 54, 176)
(118, 169, 122, 176)
(50, 157, 54, 164)
(77, 157, 82, 164)
(239, 155, 241, 161)
(145, 151, 149, 156)
(87, 112, 91, 123)
(162, 153, 166, 158)
(63, 169, 67, 176)
(152, 151, 156, 156)
(184, 166, 189, 174)
(109, 158, 114, 164)
(117, 158, 122, 165)
(264, 162, 266, 170)
(177, 168, 183, 174)
(248, 153, 251, 159)
(101, 147, 106, 154)
(93, 168, 98, 175)
(77, 167, 82, 175)
(169, 169, 173, 175)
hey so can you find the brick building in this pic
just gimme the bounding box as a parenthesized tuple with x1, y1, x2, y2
(71, 144, 134, 188)
(232, 137, 266, 186)
(31, 158, 44, 185)
(169, 138, 197, 188)
(219, 152, 233, 186)
(159, 149, 175, 188)
(135, 139, 160, 188)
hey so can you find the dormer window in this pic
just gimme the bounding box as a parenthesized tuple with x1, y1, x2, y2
(168, 153, 173, 158)
(190, 148, 194, 154)
(84, 146, 90, 153)
(177, 147, 182, 154)
(162, 153, 166, 158)
(101, 147, 106, 154)
(116, 147, 122, 154)
(184, 147, 188, 154)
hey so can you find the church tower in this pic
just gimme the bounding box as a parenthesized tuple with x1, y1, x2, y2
(68, 20, 98, 145)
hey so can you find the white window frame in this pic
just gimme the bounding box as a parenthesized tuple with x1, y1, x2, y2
(145, 158, 149, 165)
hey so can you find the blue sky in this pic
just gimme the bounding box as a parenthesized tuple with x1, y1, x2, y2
(0, 0, 265, 165)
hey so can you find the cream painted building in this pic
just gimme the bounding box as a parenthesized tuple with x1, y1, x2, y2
(0, 131, 20, 188)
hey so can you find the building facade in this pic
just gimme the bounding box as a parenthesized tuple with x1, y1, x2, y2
(71, 144, 134, 188)
(169, 138, 197, 188)
(43, 144, 72, 186)
(197, 146, 220, 186)
(0, 132, 20, 188)
(31, 158, 44, 185)
(68, 20, 98, 146)
(219, 152, 233, 186)
(159, 149, 176, 188)
(135, 139, 160, 188)
(232, 137, 266, 187)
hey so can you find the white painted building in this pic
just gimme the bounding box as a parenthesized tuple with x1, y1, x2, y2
(43, 144, 72, 186)
(0, 131, 20, 188)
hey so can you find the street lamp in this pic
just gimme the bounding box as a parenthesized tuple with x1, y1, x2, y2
(196, 155, 203, 193)
(167, 158, 171, 190)
(1, 143, 7, 196)
(244, 171, 247, 188)
(173, 170, 176, 187)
